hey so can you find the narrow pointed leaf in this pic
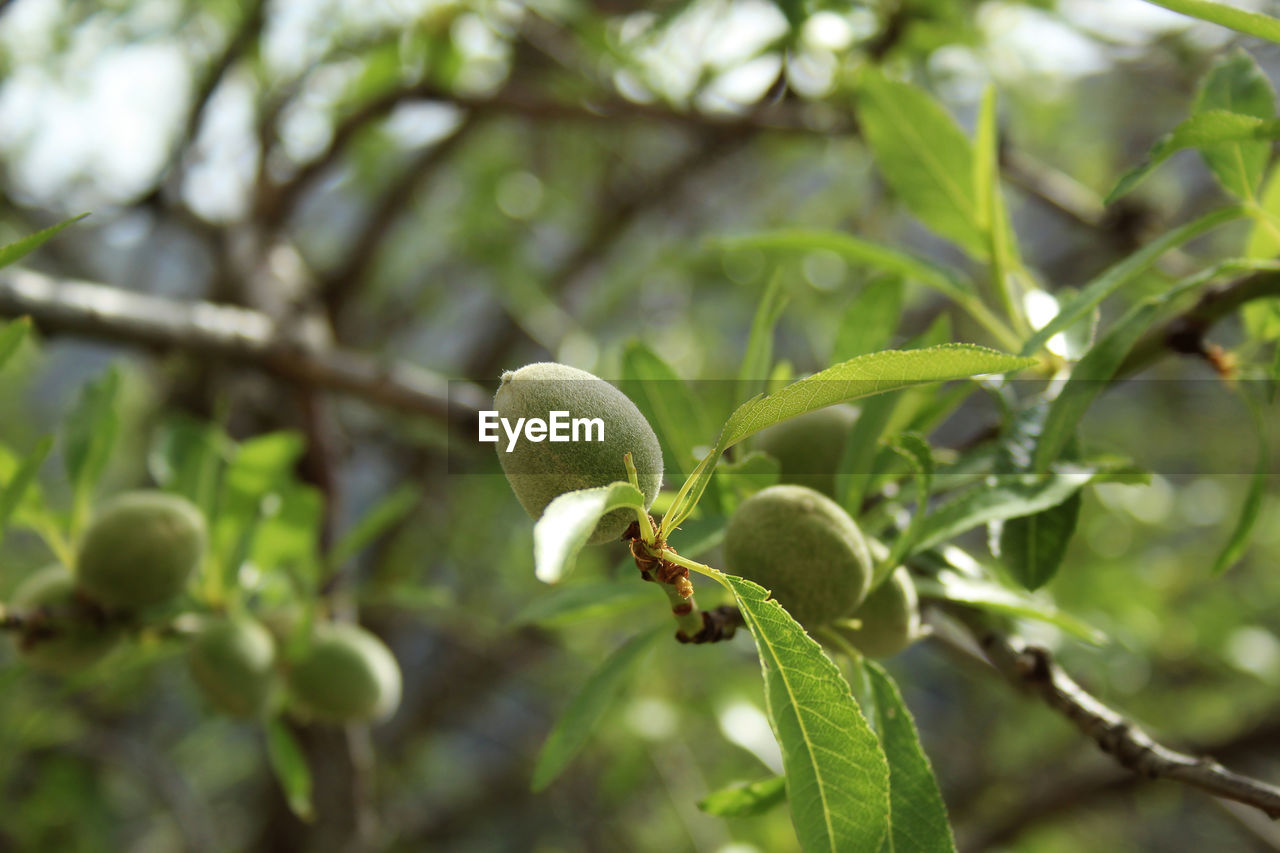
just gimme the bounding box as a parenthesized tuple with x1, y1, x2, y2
(0, 213, 90, 270)
(857, 69, 986, 257)
(1107, 112, 1280, 204)
(1021, 206, 1245, 356)
(265, 719, 314, 822)
(1192, 49, 1276, 200)
(915, 570, 1104, 643)
(716, 231, 974, 304)
(739, 270, 789, 404)
(833, 277, 904, 362)
(531, 627, 664, 792)
(698, 776, 788, 818)
(913, 467, 1093, 553)
(620, 340, 710, 482)
(883, 433, 935, 581)
(329, 484, 422, 568)
(533, 482, 646, 583)
(866, 662, 957, 853)
(0, 318, 30, 370)
(0, 436, 52, 549)
(1140, 0, 1280, 44)
(1034, 260, 1280, 471)
(999, 492, 1082, 591)
(662, 346, 1033, 534)
(1212, 390, 1268, 574)
(718, 571, 890, 853)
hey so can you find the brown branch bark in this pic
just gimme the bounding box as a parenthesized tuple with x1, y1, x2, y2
(946, 606, 1280, 821)
(1119, 270, 1280, 378)
(0, 268, 486, 425)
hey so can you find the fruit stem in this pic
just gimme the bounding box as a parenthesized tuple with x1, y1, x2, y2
(622, 453, 656, 544)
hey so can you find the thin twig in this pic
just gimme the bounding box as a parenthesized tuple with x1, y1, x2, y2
(318, 115, 481, 319)
(946, 606, 1280, 820)
(0, 268, 486, 424)
(1119, 270, 1280, 378)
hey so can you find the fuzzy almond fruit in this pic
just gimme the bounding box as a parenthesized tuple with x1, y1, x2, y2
(188, 616, 278, 718)
(753, 405, 858, 498)
(76, 491, 207, 610)
(494, 362, 663, 544)
(830, 566, 921, 659)
(724, 484, 872, 629)
(287, 623, 402, 724)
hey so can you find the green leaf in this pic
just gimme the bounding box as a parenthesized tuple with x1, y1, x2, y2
(265, 718, 314, 822)
(1108, 112, 1280, 204)
(513, 581, 655, 627)
(620, 340, 711, 482)
(719, 572, 889, 853)
(915, 569, 1104, 643)
(713, 230, 1016, 348)
(883, 433, 935, 580)
(975, 85, 1023, 326)
(662, 345, 1034, 535)
(698, 776, 789, 818)
(1034, 259, 1280, 471)
(0, 213, 89, 270)
(716, 231, 973, 306)
(63, 367, 121, 531)
(1192, 49, 1277, 200)
(1212, 390, 1268, 574)
(0, 436, 52, 549)
(999, 492, 1082, 591)
(856, 68, 985, 257)
(1140, 0, 1280, 44)
(739, 270, 789, 404)
(147, 415, 229, 518)
(836, 393, 899, 517)
(1247, 167, 1280, 261)
(1020, 206, 1246, 356)
(865, 662, 957, 853)
(329, 483, 421, 569)
(531, 627, 664, 792)
(833, 277, 903, 362)
(913, 468, 1092, 553)
(0, 317, 31, 371)
(533, 482, 646, 583)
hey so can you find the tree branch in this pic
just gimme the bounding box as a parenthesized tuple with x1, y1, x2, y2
(318, 114, 481, 319)
(0, 268, 486, 425)
(944, 606, 1280, 820)
(1120, 270, 1280, 378)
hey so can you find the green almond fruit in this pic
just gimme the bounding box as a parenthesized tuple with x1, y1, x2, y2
(188, 616, 277, 718)
(724, 484, 872, 629)
(10, 564, 120, 673)
(753, 405, 857, 499)
(494, 362, 663, 544)
(287, 623, 402, 724)
(831, 566, 921, 659)
(76, 491, 207, 610)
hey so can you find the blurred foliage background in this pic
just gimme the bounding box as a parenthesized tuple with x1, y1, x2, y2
(1, 0, 1280, 851)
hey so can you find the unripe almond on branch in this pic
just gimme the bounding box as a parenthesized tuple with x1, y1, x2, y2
(494, 362, 663, 544)
(187, 616, 278, 718)
(831, 566, 921, 659)
(287, 623, 402, 724)
(76, 491, 207, 610)
(753, 405, 857, 499)
(724, 484, 872, 629)
(10, 564, 120, 673)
